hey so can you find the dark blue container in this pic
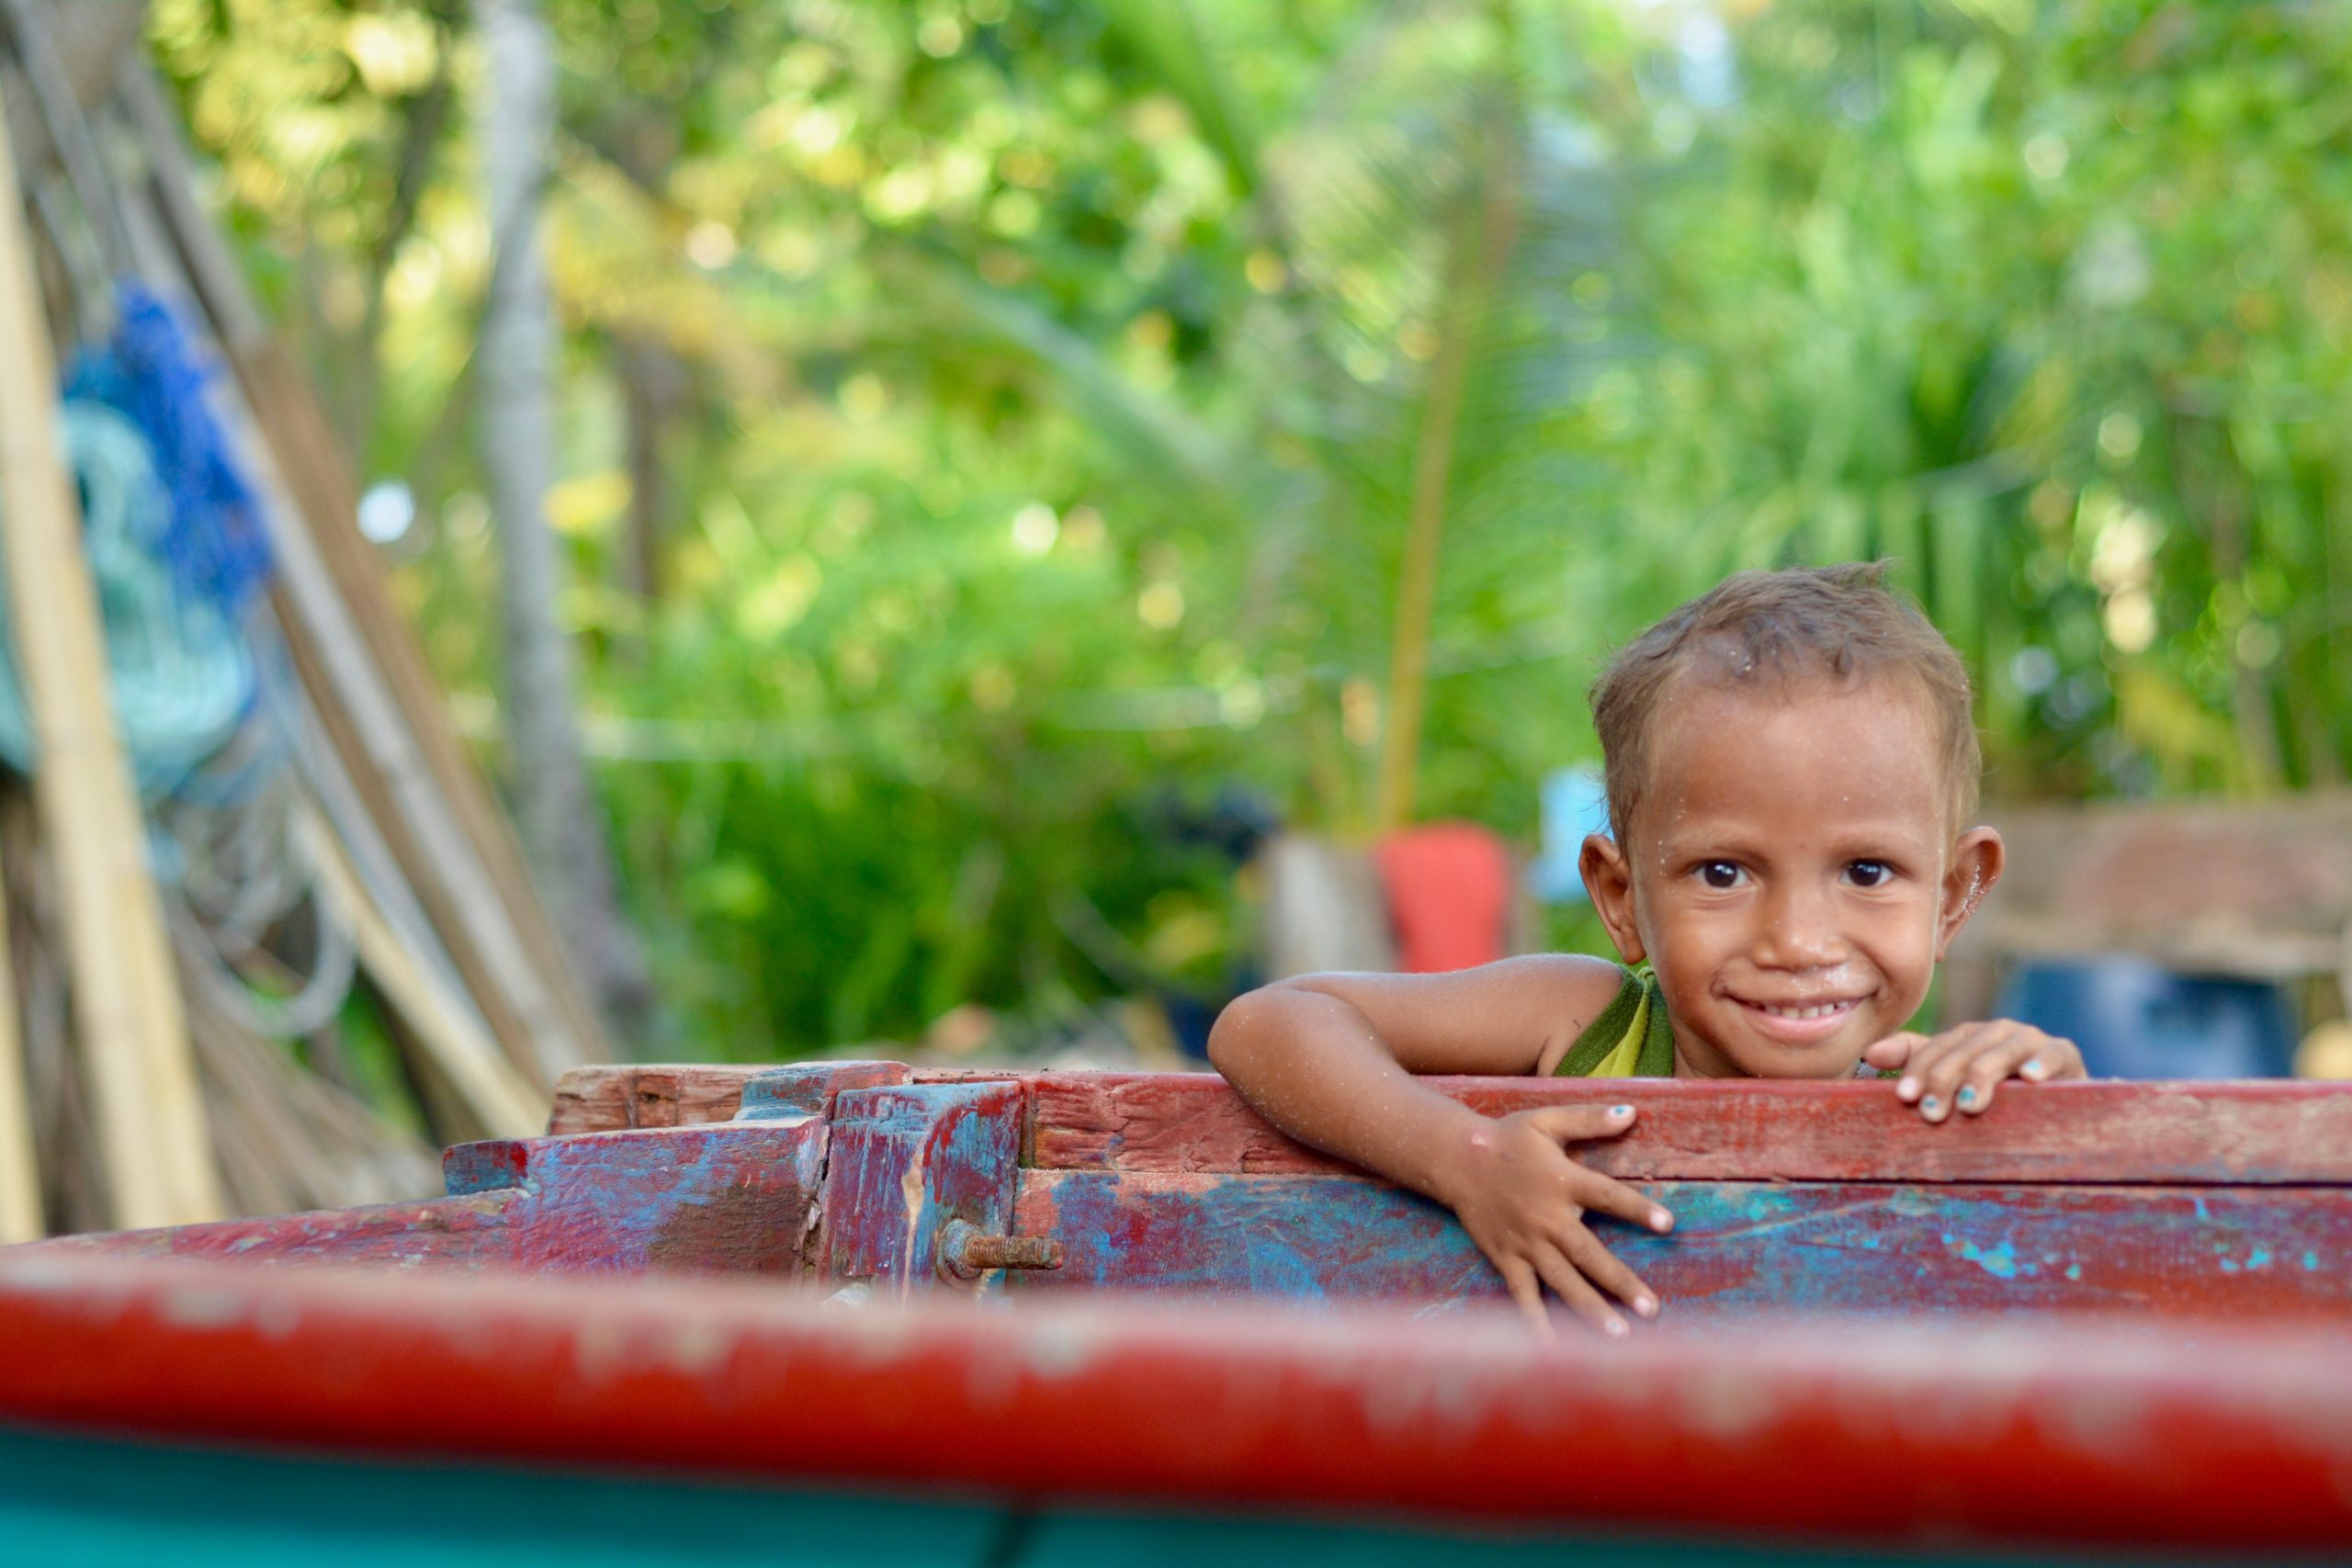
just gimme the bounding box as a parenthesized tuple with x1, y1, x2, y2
(1994, 956, 2300, 1079)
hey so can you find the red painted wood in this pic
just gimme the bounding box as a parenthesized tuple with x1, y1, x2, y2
(21, 1193, 526, 1269)
(3, 1252, 2350, 1551)
(444, 1122, 829, 1276)
(1027, 1073, 2352, 1183)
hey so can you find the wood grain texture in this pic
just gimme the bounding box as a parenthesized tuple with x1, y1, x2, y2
(1014, 1169, 2352, 1319)
(546, 1061, 1014, 1134)
(6, 1253, 2352, 1551)
(1029, 1072, 2352, 1184)
(545, 1065, 772, 1135)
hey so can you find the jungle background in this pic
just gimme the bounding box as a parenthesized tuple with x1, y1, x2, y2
(154, 0, 2351, 1065)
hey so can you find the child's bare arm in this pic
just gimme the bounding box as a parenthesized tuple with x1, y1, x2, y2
(1206, 956, 1675, 1337)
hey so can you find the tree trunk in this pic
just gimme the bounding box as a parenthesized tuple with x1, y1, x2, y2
(615, 330, 685, 606)
(471, 0, 654, 1041)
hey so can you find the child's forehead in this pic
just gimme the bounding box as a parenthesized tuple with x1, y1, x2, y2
(1634, 673, 1951, 820)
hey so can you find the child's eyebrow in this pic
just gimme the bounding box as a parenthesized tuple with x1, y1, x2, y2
(1651, 821, 1938, 862)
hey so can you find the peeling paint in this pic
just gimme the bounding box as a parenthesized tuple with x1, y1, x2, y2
(1953, 1240, 2020, 1280)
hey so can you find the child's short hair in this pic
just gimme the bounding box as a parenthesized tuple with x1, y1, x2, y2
(1589, 562, 1980, 840)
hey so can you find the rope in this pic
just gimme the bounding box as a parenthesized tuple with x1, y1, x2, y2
(0, 288, 355, 1041)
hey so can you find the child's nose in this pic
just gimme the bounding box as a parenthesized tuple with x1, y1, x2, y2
(1754, 883, 1847, 967)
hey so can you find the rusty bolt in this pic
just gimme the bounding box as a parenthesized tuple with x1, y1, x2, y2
(936, 1218, 1063, 1281)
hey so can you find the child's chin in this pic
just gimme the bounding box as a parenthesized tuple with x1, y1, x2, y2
(1717, 1029, 1869, 1080)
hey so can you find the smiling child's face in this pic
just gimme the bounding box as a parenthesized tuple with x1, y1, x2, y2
(1580, 674, 2002, 1079)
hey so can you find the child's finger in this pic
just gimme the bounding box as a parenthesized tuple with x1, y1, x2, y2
(1499, 1258, 1555, 1342)
(1865, 1032, 1926, 1074)
(1913, 1023, 2025, 1122)
(1555, 1224, 1661, 1321)
(1521, 1102, 1640, 1145)
(1531, 1243, 1629, 1338)
(1567, 1166, 1675, 1235)
(1952, 1032, 2052, 1116)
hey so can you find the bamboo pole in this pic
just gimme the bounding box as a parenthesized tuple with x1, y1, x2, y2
(298, 807, 544, 1138)
(0, 832, 38, 1241)
(0, 83, 220, 1227)
(122, 65, 612, 1077)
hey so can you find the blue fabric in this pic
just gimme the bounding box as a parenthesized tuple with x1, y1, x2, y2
(63, 280, 272, 613)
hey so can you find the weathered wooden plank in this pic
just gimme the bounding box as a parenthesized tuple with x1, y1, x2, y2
(21, 1192, 525, 1269)
(0, 85, 219, 1227)
(22, 1120, 829, 1277)
(823, 1082, 1026, 1294)
(5, 1253, 2352, 1551)
(443, 1122, 825, 1276)
(736, 1059, 914, 1121)
(1013, 1169, 2352, 1320)
(545, 1060, 1012, 1134)
(545, 1064, 774, 1135)
(1029, 1073, 2352, 1184)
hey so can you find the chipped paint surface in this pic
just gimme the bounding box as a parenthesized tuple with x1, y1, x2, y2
(1015, 1171, 2352, 1321)
(8, 1062, 2352, 1554)
(1027, 1072, 2352, 1184)
(822, 1082, 1025, 1294)
(2, 1253, 2351, 1553)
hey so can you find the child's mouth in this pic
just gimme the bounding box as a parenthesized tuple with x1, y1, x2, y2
(1733, 996, 1864, 1043)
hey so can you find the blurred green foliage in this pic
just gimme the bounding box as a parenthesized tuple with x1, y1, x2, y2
(152, 0, 2351, 1055)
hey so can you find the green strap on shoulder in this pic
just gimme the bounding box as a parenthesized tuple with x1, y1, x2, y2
(1553, 964, 1678, 1078)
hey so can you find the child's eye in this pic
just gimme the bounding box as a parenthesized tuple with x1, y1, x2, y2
(1697, 860, 1744, 889)
(1846, 860, 1893, 888)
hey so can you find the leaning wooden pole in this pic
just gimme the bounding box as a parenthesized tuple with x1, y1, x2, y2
(0, 832, 37, 1242)
(0, 84, 220, 1227)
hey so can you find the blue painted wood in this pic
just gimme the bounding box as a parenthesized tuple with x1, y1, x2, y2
(0, 1426, 2099, 1567)
(1015, 1172, 2352, 1319)
(824, 1081, 1026, 1294)
(735, 1060, 911, 1121)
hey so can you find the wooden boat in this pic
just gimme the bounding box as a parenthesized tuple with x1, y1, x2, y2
(4, 1060, 2350, 1562)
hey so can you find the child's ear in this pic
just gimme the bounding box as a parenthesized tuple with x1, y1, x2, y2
(1936, 827, 2005, 959)
(1579, 833, 1646, 965)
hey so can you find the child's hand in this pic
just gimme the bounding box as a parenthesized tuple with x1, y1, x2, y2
(1863, 1023, 2085, 1122)
(1432, 1104, 1676, 1340)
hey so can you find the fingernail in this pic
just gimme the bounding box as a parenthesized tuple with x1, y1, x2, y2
(1604, 1316, 1628, 1338)
(2022, 1058, 2047, 1079)
(1896, 1077, 1918, 1100)
(1611, 1104, 1634, 1118)
(1920, 1095, 1941, 1119)
(1956, 1085, 1979, 1111)
(1650, 1210, 1673, 1233)
(1633, 1295, 1658, 1319)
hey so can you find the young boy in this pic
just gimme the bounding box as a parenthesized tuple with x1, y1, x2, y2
(1207, 563, 2084, 1337)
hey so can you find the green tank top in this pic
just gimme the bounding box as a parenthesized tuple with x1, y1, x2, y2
(1553, 964, 1677, 1078)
